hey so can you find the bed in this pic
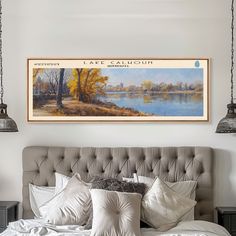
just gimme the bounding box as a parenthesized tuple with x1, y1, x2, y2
(1, 146, 230, 235)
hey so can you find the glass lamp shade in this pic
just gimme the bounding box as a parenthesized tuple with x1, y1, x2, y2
(216, 103, 236, 133)
(0, 103, 18, 132)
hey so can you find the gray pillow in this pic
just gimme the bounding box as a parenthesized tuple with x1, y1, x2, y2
(91, 176, 146, 195)
(84, 177, 146, 229)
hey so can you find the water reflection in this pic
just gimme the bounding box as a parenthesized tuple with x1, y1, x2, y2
(99, 92, 203, 116)
(143, 95, 152, 104)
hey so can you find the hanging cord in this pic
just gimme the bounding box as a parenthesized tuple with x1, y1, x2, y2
(231, 0, 235, 104)
(0, 0, 3, 104)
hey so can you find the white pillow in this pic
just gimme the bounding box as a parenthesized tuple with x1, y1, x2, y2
(122, 177, 135, 183)
(134, 174, 197, 221)
(141, 177, 196, 231)
(135, 175, 196, 194)
(40, 173, 91, 225)
(90, 189, 142, 236)
(55, 172, 71, 194)
(29, 184, 55, 218)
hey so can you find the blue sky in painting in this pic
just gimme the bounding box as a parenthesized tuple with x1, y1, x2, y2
(101, 68, 203, 86)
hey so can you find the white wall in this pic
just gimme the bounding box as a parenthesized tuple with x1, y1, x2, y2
(0, 0, 235, 209)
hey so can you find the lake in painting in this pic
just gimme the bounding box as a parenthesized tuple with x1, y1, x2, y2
(98, 92, 203, 116)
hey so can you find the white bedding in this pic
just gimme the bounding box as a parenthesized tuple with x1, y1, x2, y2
(0, 219, 230, 236)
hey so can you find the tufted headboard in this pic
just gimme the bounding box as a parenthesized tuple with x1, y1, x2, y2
(22, 146, 213, 221)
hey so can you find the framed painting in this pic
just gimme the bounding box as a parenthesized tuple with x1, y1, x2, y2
(27, 58, 209, 122)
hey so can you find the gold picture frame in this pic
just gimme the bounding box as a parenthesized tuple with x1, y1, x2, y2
(27, 58, 210, 123)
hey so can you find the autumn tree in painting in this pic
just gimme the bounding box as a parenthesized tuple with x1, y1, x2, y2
(142, 80, 154, 91)
(67, 68, 108, 103)
(33, 68, 44, 84)
(44, 70, 59, 95)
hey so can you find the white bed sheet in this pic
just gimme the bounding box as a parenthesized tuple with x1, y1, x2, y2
(0, 219, 230, 236)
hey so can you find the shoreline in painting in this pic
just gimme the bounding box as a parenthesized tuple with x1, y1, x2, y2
(33, 98, 147, 117)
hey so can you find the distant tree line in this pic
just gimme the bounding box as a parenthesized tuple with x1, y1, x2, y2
(106, 80, 203, 93)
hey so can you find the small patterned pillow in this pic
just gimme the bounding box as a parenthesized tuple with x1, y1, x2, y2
(91, 176, 146, 195)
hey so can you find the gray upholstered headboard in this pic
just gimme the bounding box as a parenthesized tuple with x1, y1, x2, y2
(22, 146, 213, 221)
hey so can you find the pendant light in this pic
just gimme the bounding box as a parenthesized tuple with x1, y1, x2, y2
(0, 0, 18, 132)
(216, 0, 236, 133)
